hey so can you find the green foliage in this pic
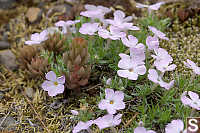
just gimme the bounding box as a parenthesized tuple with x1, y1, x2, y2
(40, 50, 67, 76)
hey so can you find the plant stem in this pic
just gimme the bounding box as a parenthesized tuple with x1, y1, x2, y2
(105, 38, 111, 50)
(190, 108, 196, 117)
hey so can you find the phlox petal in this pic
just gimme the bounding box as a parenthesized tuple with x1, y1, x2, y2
(46, 71, 57, 81)
(114, 10, 125, 22)
(188, 91, 199, 101)
(105, 88, 115, 100)
(135, 65, 146, 75)
(181, 91, 192, 105)
(41, 81, 54, 91)
(57, 76, 65, 84)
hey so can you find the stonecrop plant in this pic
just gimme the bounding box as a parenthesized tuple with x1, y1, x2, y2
(20, 1, 200, 132)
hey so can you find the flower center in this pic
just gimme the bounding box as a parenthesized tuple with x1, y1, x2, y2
(54, 81, 58, 86)
(129, 68, 134, 72)
(110, 100, 114, 104)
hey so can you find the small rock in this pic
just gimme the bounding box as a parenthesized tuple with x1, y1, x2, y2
(25, 88, 34, 99)
(26, 7, 42, 23)
(0, 0, 16, 9)
(0, 50, 18, 71)
(0, 116, 16, 130)
(0, 91, 4, 100)
(49, 99, 68, 109)
(0, 41, 10, 50)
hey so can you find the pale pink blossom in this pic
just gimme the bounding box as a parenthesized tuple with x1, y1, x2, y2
(156, 63, 177, 73)
(134, 126, 156, 133)
(165, 119, 187, 133)
(72, 120, 94, 133)
(41, 71, 65, 96)
(84, 4, 111, 14)
(71, 110, 79, 115)
(130, 43, 146, 62)
(183, 59, 200, 75)
(98, 26, 126, 40)
(81, 9, 105, 21)
(25, 30, 48, 45)
(148, 26, 169, 40)
(148, 69, 174, 90)
(79, 23, 99, 35)
(181, 91, 200, 110)
(151, 47, 176, 73)
(117, 53, 146, 80)
(146, 36, 159, 50)
(136, 2, 165, 11)
(81, 4, 111, 21)
(151, 48, 173, 70)
(98, 88, 125, 114)
(121, 35, 138, 47)
(106, 10, 140, 31)
(55, 20, 80, 34)
(94, 114, 122, 130)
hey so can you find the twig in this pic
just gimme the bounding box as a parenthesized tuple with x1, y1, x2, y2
(124, 112, 139, 128)
(22, 91, 50, 133)
(84, 84, 102, 92)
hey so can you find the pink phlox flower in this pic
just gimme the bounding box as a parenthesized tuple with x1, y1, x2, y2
(148, 26, 169, 40)
(72, 120, 94, 133)
(121, 35, 138, 47)
(80, 4, 111, 21)
(109, 26, 126, 40)
(79, 23, 99, 35)
(130, 43, 146, 62)
(98, 26, 126, 40)
(136, 2, 165, 11)
(134, 126, 156, 133)
(146, 35, 159, 50)
(71, 110, 79, 115)
(151, 48, 173, 69)
(25, 30, 48, 45)
(181, 91, 200, 110)
(84, 4, 111, 14)
(165, 119, 187, 133)
(183, 59, 200, 75)
(156, 62, 177, 73)
(148, 69, 174, 90)
(81, 9, 105, 21)
(41, 71, 65, 97)
(117, 53, 146, 80)
(106, 10, 140, 31)
(55, 20, 80, 34)
(98, 88, 125, 114)
(94, 114, 122, 130)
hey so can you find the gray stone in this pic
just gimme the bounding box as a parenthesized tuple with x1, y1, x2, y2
(0, 41, 10, 50)
(25, 88, 34, 99)
(0, 116, 16, 130)
(0, 50, 18, 70)
(0, 91, 4, 100)
(0, 0, 16, 9)
(26, 7, 43, 23)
